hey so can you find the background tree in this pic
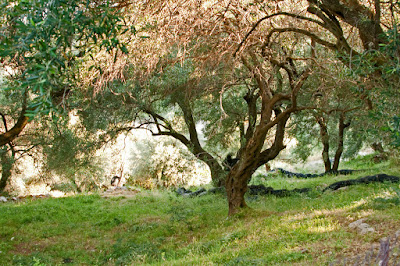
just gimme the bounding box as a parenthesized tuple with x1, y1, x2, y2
(128, 136, 210, 189)
(0, 0, 128, 147)
(289, 56, 367, 172)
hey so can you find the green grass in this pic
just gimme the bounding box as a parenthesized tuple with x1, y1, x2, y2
(1, 158, 400, 265)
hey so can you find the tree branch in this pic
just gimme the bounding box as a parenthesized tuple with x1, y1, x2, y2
(0, 93, 30, 147)
(0, 112, 8, 132)
(234, 12, 325, 56)
(264, 27, 337, 51)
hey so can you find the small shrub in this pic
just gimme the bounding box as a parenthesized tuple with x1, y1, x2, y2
(128, 136, 210, 189)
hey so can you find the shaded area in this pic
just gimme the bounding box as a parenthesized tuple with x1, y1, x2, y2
(176, 185, 311, 197)
(276, 168, 358, 178)
(176, 173, 400, 197)
(247, 185, 311, 196)
(330, 231, 400, 265)
(323, 174, 400, 192)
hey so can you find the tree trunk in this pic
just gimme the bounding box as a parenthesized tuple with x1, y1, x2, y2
(317, 116, 332, 172)
(226, 111, 291, 215)
(226, 166, 251, 216)
(177, 99, 227, 186)
(332, 113, 350, 171)
(203, 155, 227, 187)
(0, 149, 14, 192)
(225, 128, 266, 215)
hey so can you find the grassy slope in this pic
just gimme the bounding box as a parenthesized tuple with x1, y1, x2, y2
(0, 155, 399, 265)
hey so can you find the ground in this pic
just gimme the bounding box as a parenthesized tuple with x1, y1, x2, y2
(0, 155, 399, 265)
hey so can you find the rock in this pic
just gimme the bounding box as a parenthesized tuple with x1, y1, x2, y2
(0, 196, 7, 202)
(359, 223, 375, 234)
(348, 218, 374, 234)
(349, 218, 365, 228)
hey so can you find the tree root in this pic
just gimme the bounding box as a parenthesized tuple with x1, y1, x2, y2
(322, 174, 400, 192)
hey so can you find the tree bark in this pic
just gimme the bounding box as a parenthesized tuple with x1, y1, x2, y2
(0, 93, 29, 148)
(316, 115, 332, 172)
(0, 148, 14, 192)
(226, 110, 291, 215)
(226, 165, 250, 216)
(332, 113, 350, 171)
(0, 110, 29, 148)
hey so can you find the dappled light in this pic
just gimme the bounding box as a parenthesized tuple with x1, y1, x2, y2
(1, 0, 400, 264)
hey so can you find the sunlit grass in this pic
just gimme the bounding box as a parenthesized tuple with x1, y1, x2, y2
(0, 160, 399, 265)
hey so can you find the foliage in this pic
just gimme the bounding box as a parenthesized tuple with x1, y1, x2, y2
(388, 115, 400, 148)
(41, 124, 105, 192)
(0, 0, 128, 117)
(128, 136, 210, 189)
(0, 0, 129, 191)
(346, 24, 400, 144)
(1, 0, 400, 217)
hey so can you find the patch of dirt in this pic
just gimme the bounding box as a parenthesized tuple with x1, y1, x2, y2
(12, 242, 33, 255)
(12, 239, 51, 255)
(100, 187, 140, 198)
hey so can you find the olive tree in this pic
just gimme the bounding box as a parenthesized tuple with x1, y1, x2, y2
(0, 0, 129, 192)
(0, 0, 128, 147)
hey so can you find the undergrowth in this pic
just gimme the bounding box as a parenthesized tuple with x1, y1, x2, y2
(0, 158, 399, 265)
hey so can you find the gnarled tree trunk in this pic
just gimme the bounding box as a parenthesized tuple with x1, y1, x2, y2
(332, 113, 350, 171)
(226, 110, 290, 215)
(316, 115, 332, 172)
(316, 112, 351, 173)
(0, 148, 14, 192)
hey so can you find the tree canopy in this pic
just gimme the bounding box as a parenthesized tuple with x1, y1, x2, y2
(1, 0, 399, 215)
